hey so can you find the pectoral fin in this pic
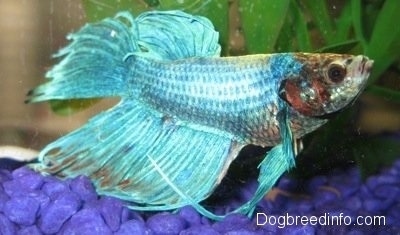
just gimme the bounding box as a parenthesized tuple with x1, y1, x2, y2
(233, 100, 296, 216)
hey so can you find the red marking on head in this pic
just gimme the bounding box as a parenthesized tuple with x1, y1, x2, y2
(281, 78, 331, 116)
(312, 79, 330, 104)
(282, 80, 314, 115)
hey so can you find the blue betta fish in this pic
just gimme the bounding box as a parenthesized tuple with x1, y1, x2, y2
(27, 10, 373, 220)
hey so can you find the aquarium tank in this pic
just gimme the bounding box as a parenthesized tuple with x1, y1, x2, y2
(0, 0, 399, 234)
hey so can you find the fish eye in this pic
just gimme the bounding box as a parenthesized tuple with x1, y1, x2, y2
(327, 64, 346, 83)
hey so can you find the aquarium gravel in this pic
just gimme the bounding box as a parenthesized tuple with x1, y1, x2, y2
(0, 159, 399, 234)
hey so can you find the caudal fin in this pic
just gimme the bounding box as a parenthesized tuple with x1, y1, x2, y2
(27, 13, 139, 103)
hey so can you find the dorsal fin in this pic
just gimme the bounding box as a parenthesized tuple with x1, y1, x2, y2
(26, 11, 221, 103)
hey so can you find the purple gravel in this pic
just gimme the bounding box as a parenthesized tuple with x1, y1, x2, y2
(212, 214, 255, 233)
(115, 219, 147, 235)
(178, 205, 202, 226)
(4, 195, 40, 225)
(0, 169, 11, 183)
(0, 158, 399, 234)
(69, 175, 98, 202)
(180, 225, 219, 235)
(0, 213, 17, 235)
(39, 191, 81, 233)
(147, 212, 188, 234)
(17, 225, 42, 235)
(60, 208, 113, 234)
(41, 178, 69, 199)
(0, 189, 10, 212)
(98, 196, 124, 231)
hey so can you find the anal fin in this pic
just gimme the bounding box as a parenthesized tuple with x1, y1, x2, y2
(29, 99, 243, 213)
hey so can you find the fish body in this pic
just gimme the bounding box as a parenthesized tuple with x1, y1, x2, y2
(132, 54, 301, 146)
(27, 11, 373, 220)
(129, 52, 370, 146)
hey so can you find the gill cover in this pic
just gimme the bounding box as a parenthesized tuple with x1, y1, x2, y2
(279, 53, 372, 117)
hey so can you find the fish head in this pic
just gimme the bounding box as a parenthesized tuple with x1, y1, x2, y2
(279, 53, 373, 117)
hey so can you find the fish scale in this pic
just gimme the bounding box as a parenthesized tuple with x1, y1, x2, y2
(131, 54, 303, 143)
(27, 10, 372, 220)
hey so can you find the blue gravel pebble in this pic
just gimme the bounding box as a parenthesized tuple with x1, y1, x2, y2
(0, 169, 11, 183)
(178, 206, 202, 226)
(0, 189, 10, 212)
(226, 230, 262, 235)
(213, 213, 255, 233)
(15, 172, 43, 191)
(115, 219, 147, 235)
(70, 175, 98, 202)
(10, 167, 43, 191)
(363, 198, 393, 212)
(366, 175, 399, 190)
(28, 190, 51, 215)
(0, 213, 17, 235)
(343, 196, 362, 211)
(306, 175, 328, 192)
(374, 184, 400, 200)
(98, 196, 124, 231)
(286, 199, 314, 214)
(312, 187, 340, 208)
(180, 225, 220, 235)
(121, 207, 144, 223)
(60, 208, 113, 235)
(11, 167, 34, 178)
(17, 225, 42, 235)
(276, 176, 299, 191)
(330, 179, 360, 198)
(41, 179, 69, 199)
(147, 213, 187, 234)
(387, 204, 400, 225)
(201, 216, 212, 226)
(281, 224, 316, 235)
(2, 178, 29, 197)
(39, 191, 81, 234)
(4, 195, 40, 226)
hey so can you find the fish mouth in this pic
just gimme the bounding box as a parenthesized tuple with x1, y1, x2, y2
(355, 56, 374, 95)
(361, 56, 374, 75)
(357, 56, 373, 81)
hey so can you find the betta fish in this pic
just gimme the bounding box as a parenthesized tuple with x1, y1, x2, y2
(27, 10, 373, 220)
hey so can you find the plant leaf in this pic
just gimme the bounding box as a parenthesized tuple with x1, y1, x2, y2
(316, 39, 359, 53)
(351, 0, 367, 48)
(239, 0, 290, 53)
(292, 1, 312, 52)
(300, 0, 334, 44)
(365, 0, 400, 83)
(335, 2, 353, 41)
(49, 99, 101, 116)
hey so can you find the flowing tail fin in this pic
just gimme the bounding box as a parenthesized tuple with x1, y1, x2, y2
(27, 13, 136, 102)
(26, 11, 220, 103)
